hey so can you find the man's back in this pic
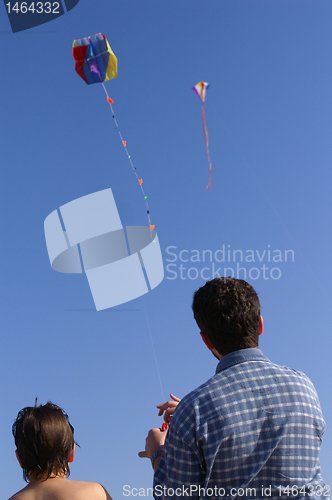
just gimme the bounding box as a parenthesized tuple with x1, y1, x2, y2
(155, 349, 326, 498)
(9, 478, 112, 500)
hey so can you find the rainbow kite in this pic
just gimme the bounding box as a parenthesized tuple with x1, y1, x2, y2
(72, 33, 155, 233)
(192, 81, 213, 191)
(73, 33, 117, 85)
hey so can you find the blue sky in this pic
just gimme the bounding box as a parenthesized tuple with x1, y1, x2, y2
(0, 0, 331, 497)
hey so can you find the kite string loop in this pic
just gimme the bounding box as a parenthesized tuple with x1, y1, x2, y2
(74, 50, 112, 63)
(101, 83, 155, 233)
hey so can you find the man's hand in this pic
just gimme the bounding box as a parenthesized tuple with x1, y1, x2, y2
(157, 394, 181, 423)
(138, 428, 167, 460)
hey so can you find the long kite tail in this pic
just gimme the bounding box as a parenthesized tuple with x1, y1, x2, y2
(201, 103, 213, 191)
(101, 83, 155, 234)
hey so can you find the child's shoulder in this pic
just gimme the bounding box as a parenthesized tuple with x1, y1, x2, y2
(69, 480, 112, 499)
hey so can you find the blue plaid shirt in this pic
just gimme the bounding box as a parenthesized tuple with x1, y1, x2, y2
(154, 349, 327, 499)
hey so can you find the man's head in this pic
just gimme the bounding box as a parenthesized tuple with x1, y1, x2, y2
(192, 277, 263, 357)
(12, 402, 75, 482)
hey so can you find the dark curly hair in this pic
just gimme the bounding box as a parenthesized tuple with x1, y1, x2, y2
(192, 277, 261, 355)
(12, 402, 75, 482)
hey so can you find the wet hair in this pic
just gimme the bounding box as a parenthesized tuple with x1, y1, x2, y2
(12, 401, 75, 482)
(192, 277, 261, 355)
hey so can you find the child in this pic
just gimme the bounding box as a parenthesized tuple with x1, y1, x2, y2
(9, 401, 112, 500)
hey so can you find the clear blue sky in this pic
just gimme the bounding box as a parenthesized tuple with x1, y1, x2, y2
(0, 0, 331, 497)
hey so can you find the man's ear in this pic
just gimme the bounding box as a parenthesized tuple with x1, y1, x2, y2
(200, 331, 214, 350)
(68, 443, 76, 463)
(200, 332, 222, 360)
(15, 450, 23, 468)
(258, 315, 264, 336)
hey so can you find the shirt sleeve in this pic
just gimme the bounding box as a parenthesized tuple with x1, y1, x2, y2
(153, 427, 205, 500)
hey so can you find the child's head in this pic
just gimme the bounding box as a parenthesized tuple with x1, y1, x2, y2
(12, 402, 75, 482)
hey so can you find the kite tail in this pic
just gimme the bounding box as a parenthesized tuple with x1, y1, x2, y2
(101, 83, 155, 234)
(201, 103, 213, 191)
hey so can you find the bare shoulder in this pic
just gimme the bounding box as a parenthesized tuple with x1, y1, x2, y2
(89, 482, 112, 499)
(75, 481, 112, 499)
(8, 485, 31, 500)
(8, 480, 112, 500)
(8, 487, 30, 500)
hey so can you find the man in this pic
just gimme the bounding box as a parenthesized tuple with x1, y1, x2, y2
(139, 278, 327, 499)
(9, 402, 112, 500)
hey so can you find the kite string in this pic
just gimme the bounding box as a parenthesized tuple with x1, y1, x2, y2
(201, 103, 213, 191)
(101, 83, 154, 233)
(101, 83, 166, 401)
(143, 301, 166, 401)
